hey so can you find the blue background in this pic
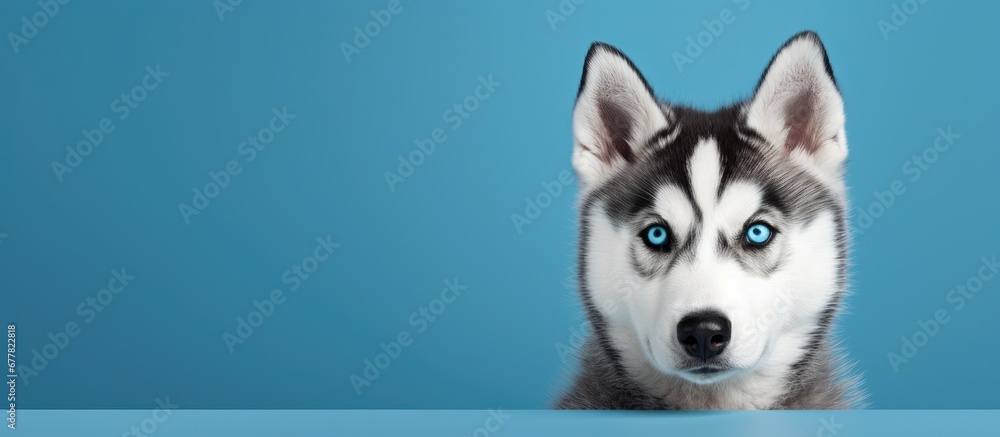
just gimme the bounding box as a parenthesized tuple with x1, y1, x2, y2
(1, 0, 998, 409)
(13, 410, 1000, 437)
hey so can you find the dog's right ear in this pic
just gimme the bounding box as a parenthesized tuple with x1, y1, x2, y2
(573, 43, 668, 188)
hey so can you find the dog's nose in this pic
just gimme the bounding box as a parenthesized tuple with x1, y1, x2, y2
(676, 311, 731, 360)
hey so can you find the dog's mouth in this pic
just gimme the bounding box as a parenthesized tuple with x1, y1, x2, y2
(675, 365, 736, 384)
(687, 366, 726, 375)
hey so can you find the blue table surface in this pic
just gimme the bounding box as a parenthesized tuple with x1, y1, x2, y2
(8, 409, 999, 436)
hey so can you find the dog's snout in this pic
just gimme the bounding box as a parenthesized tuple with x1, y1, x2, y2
(676, 311, 731, 360)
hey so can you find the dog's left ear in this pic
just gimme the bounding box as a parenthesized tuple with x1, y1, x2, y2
(746, 31, 847, 178)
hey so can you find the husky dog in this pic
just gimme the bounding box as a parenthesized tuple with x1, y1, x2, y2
(556, 32, 865, 409)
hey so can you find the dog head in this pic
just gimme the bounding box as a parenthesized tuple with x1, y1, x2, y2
(573, 32, 848, 385)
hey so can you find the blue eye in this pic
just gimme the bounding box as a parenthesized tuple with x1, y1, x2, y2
(745, 222, 773, 245)
(643, 225, 669, 247)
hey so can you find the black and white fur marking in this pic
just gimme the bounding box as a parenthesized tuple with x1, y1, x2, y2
(556, 32, 866, 410)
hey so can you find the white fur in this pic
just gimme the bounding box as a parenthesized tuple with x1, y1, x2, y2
(584, 204, 636, 326)
(688, 139, 722, 219)
(584, 139, 843, 408)
(653, 186, 695, 239)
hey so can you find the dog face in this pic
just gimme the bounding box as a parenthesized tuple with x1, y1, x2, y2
(573, 33, 848, 385)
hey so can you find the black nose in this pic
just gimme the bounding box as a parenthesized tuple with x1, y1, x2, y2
(676, 311, 731, 360)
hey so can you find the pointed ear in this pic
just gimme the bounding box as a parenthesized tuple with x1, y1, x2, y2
(745, 32, 847, 178)
(573, 43, 669, 188)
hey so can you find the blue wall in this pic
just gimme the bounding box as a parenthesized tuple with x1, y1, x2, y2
(2, 0, 998, 408)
